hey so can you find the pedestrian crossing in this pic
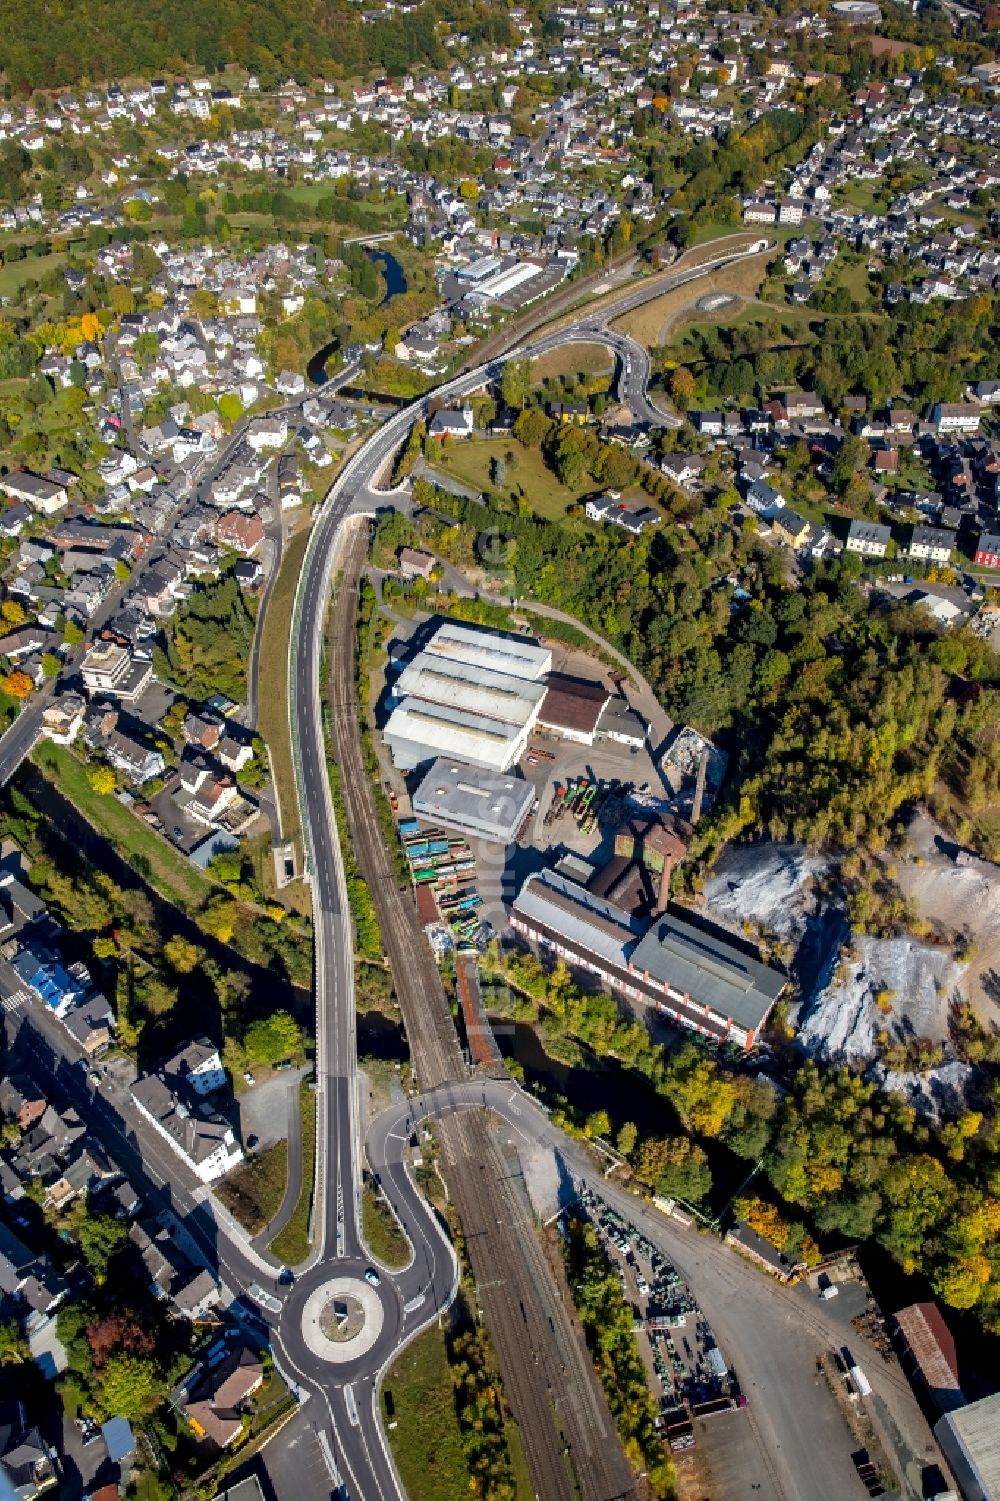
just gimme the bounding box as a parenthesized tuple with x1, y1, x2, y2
(1, 988, 29, 1013)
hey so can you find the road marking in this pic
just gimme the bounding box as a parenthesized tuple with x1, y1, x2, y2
(403, 1294, 425, 1314)
(1, 989, 29, 1013)
(344, 1385, 359, 1426)
(315, 1425, 343, 1485)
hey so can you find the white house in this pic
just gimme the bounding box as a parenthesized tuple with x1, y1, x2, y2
(428, 408, 474, 439)
(0, 472, 69, 516)
(164, 1039, 226, 1096)
(932, 402, 981, 433)
(907, 525, 955, 565)
(846, 519, 891, 557)
(131, 1073, 242, 1184)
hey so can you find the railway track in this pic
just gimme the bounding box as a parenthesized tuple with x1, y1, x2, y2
(326, 523, 636, 1501)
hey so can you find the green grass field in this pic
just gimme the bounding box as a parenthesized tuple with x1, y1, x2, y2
(0, 252, 67, 298)
(215, 1141, 288, 1234)
(269, 1075, 316, 1265)
(32, 740, 214, 910)
(383, 1325, 473, 1501)
(362, 1179, 410, 1269)
(384, 1322, 535, 1501)
(428, 437, 591, 520)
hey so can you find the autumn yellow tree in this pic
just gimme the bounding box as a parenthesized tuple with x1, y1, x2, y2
(2, 671, 32, 700)
(87, 765, 116, 795)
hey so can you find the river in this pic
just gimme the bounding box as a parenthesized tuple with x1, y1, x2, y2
(494, 1017, 749, 1213)
(307, 245, 408, 385)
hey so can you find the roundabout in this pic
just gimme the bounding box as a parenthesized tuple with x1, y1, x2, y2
(300, 1274, 386, 1364)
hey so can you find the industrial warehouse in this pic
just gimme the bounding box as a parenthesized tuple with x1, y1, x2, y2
(383, 620, 551, 772)
(510, 868, 786, 1051)
(378, 615, 783, 1052)
(411, 759, 536, 845)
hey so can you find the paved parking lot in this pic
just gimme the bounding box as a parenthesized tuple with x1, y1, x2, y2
(260, 1411, 334, 1501)
(240, 1067, 305, 1149)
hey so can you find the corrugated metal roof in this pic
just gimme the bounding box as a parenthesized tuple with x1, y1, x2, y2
(385, 699, 524, 772)
(512, 870, 642, 971)
(425, 620, 551, 681)
(631, 914, 785, 1032)
(894, 1303, 963, 1407)
(938, 1394, 1000, 1496)
(397, 657, 545, 727)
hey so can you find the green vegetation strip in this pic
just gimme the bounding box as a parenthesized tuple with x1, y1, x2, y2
(564, 1218, 674, 1498)
(383, 1310, 532, 1501)
(216, 1141, 289, 1236)
(269, 1076, 317, 1265)
(32, 741, 214, 910)
(257, 525, 311, 851)
(362, 1178, 410, 1270)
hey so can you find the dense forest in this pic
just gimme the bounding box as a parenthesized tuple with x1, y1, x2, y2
(0, 0, 510, 90)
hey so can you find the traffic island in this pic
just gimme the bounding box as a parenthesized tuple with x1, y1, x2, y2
(300, 1275, 384, 1363)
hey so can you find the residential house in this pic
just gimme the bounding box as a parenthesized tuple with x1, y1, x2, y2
(0, 1399, 58, 1501)
(0, 1225, 68, 1320)
(130, 1069, 241, 1185)
(103, 728, 164, 785)
(62, 993, 115, 1055)
(0, 875, 47, 945)
(40, 692, 85, 746)
(659, 454, 705, 487)
(772, 508, 812, 550)
(176, 1346, 263, 1450)
(907, 525, 955, 564)
(128, 1220, 220, 1319)
(215, 512, 264, 556)
(974, 531, 1000, 568)
(234, 559, 264, 590)
(784, 390, 823, 420)
(275, 370, 305, 397)
(398, 548, 436, 580)
(245, 417, 288, 452)
(182, 711, 224, 752)
(846, 519, 891, 557)
(162, 1039, 226, 1097)
(81, 639, 153, 703)
(427, 408, 474, 439)
(0, 1075, 47, 1132)
(0, 626, 54, 665)
(10, 951, 83, 1019)
(0, 504, 31, 539)
(932, 402, 981, 433)
(0, 473, 69, 516)
(216, 734, 254, 774)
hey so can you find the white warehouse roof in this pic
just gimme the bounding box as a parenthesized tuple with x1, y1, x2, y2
(477, 261, 545, 300)
(412, 758, 536, 843)
(395, 656, 546, 728)
(423, 621, 551, 681)
(384, 699, 527, 772)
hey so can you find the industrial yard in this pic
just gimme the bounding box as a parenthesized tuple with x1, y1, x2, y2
(372, 600, 788, 1055)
